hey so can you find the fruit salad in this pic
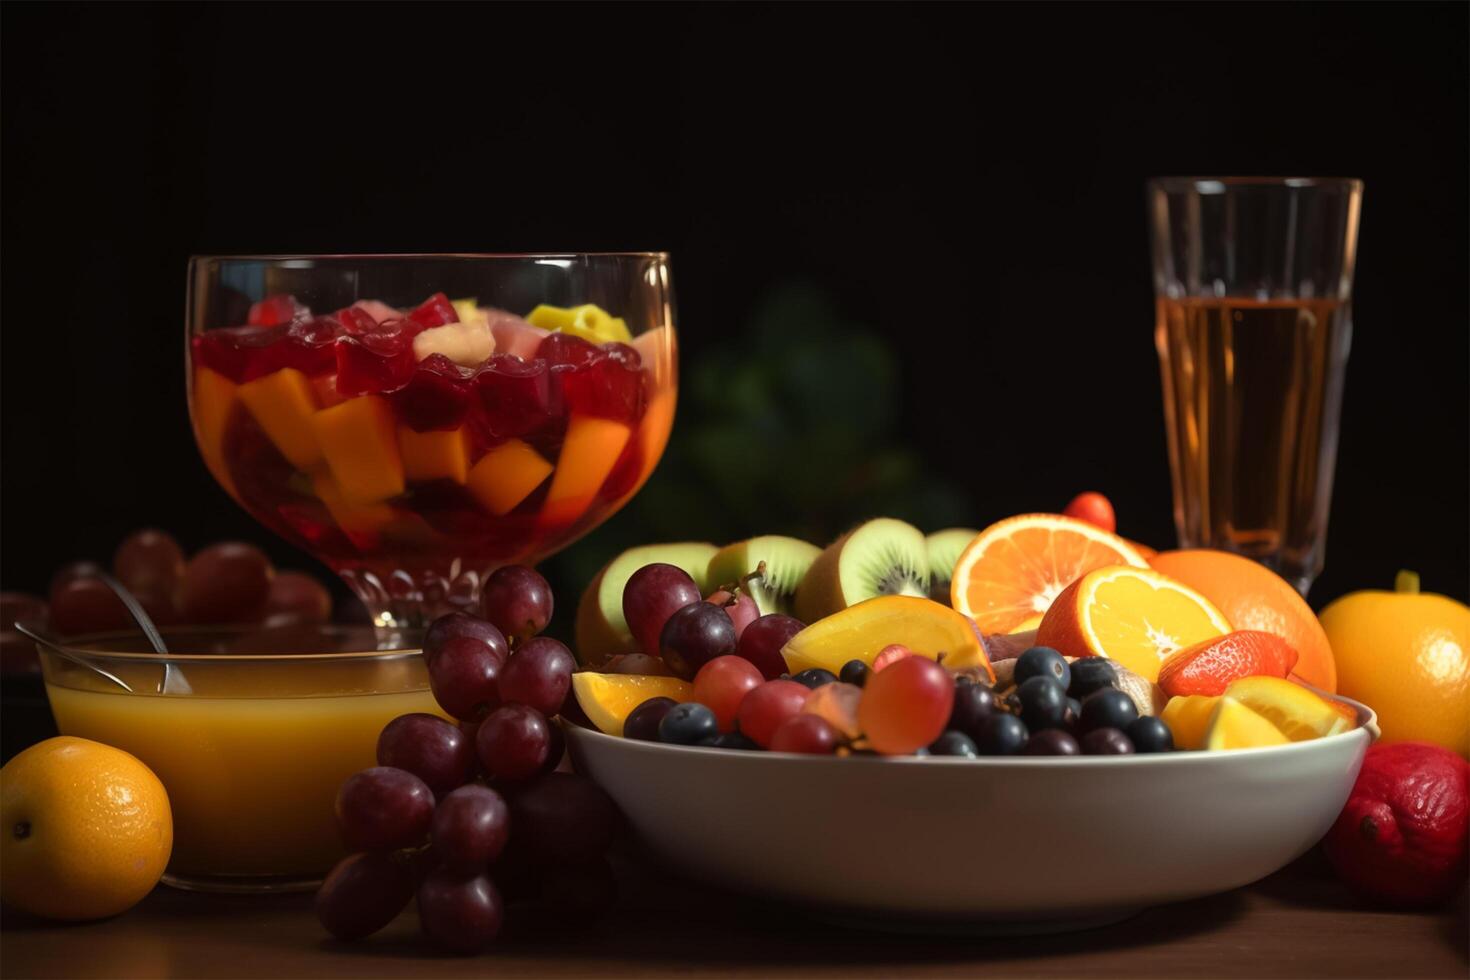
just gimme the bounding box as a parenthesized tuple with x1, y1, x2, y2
(190, 294, 675, 605)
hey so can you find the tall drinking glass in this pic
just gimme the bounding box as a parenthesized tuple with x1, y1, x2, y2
(1148, 178, 1362, 595)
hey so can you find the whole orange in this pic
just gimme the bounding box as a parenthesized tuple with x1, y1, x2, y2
(1320, 572, 1469, 757)
(1149, 549, 1336, 692)
(1, 736, 173, 920)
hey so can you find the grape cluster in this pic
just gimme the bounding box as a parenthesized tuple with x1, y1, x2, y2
(317, 565, 620, 954)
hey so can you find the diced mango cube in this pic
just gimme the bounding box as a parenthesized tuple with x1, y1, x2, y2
(237, 368, 323, 469)
(192, 366, 239, 497)
(311, 471, 396, 540)
(541, 416, 632, 526)
(466, 439, 554, 516)
(399, 426, 471, 484)
(311, 396, 404, 502)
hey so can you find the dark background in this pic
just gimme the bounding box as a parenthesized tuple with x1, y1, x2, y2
(3, 2, 1466, 616)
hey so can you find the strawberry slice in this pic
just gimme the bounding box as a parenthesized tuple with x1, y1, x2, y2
(1157, 630, 1299, 698)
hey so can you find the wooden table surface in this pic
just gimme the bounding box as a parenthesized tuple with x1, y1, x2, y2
(3, 850, 1465, 979)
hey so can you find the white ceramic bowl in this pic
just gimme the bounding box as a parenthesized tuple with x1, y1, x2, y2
(566, 697, 1376, 926)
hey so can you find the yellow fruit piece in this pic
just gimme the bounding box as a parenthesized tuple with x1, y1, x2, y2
(466, 439, 554, 516)
(1224, 675, 1353, 742)
(0, 736, 172, 921)
(571, 673, 693, 737)
(237, 367, 323, 469)
(191, 366, 238, 498)
(526, 303, 633, 345)
(541, 416, 632, 526)
(1321, 572, 1469, 756)
(1203, 697, 1291, 751)
(781, 595, 994, 682)
(311, 396, 404, 502)
(1008, 614, 1044, 634)
(398, 426, 470, 484)
(311, 471, 396, 537)
(451, 298, 490, 328)
(1160, 694, 1221, 750)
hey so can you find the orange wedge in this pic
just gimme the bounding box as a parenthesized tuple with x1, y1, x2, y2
(1203, 697, 1291, 750)
(1160, 694, 1221, 750)
(1223, 676, 1353, 741)
(950, 514, 1150, 634)
(1036, 565, 1232, 682)
(570, 673, 692, 737)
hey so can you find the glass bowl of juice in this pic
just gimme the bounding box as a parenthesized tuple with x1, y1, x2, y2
(34, 624, 442, 893)
(187, 253, 677, 633)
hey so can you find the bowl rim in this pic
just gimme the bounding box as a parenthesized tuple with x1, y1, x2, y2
(564, 689, 1378, 767)
(26, 624, 423, 664)
(188, 251, 671, 262)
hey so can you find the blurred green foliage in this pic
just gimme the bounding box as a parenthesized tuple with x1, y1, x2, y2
(544, 281, 968, 613)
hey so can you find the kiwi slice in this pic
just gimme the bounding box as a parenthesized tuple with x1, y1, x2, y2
(706, 536, 821, 617)
(795, 518, 930, 622)
(925, 528, 979, 605)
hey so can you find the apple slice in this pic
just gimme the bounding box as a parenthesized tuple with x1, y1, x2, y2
(574, 542, 720, 667)
(780, 595, 993, 681)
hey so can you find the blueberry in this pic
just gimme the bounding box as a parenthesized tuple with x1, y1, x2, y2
(911, 746, 931, 757)
(1079, 727, 1135, 755)
(1021, 729, 1080, 755)
(838, 659, 870, 688)
(1015, 646, 1071, 690)
(699, 731, 760, 751)
(657, 702, 719, 745)
(929, 730, 979, 757)
(791, 668, 838, 690)
(974, 713, 1029, 755)
(1068, 658, 1119, 698)
(1064, 697, 1083, 733)
(948, 683, 996, 738)
(1079, 688, 1138, 733)
(1017, 676, 1068, 731)
(624, 697, 678, 741)
(1126, 716, 1174, 753)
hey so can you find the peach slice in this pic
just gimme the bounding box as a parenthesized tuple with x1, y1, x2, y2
(541, 416, 632, 527)
(310, 396, 404, 503)
(398, 426, 470, 484)
(466, 439, 554, 516)
(237, 367, 323, 470)
(192, 366, 238, 497)
(570, 673, 693, 737)
(780, 595, 993, 682)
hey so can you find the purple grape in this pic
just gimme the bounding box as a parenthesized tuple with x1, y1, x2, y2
(429, 635, 504, 721)
(659, 602, 738, 680)
(417, 866, 503, 953)
(423, 612, 508, 668)
(497, 636, 574, 715)
(623, 696, 677, 741)
(541, 719, 566, 775)
(622, 563, 702, 657)
(315, 851, 415, 940)
(334, 767, 434, 851)
(376, 713, 474, 797)
(476, 704, 551, 782)
(1080, 727, 1136, 755)
(735, 614, 805, 680)
(540, 857, 617, 916)
(505, 772, 619, 866)
(431, 785, 510, 870)
(481, 565, 554, 643)
(1022, 729, 1081, 755)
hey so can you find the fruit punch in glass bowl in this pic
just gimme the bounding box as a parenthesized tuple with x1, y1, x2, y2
(188, 255, 676, 629)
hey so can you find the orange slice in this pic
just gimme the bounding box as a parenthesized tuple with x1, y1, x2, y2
(1036, 565, 1232, 682)
(570, 673, 692, 737)
(1007, 613, 1045, 634)
(1223, 676, 1353, 741)
(950, 514, 1150, 634)
(1203, 697, 1291, 750)
(1160, 694, 1221, 750)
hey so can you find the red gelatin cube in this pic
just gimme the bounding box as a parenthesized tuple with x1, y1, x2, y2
(248, 294, 305, 327)
(536, 331, 601, 368)
(393, 354, 474, 431)
(476, 355, 555, 438)
(335, 306, 380, 336)
(193, 326, 289, 383)
(560, 356, 646, 422)
(335, 327, 416, 396)
(406, 292, 458, 329)
(279, 316, 342, 375)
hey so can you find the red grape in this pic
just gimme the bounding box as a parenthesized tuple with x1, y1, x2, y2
(177, 542, 273, 623)
(264, 570, 331, 625)
(476, 704, 551, 781)
(431, 784, 510, 870)
(768, 713, 841, 754)
(622, 563, 701, 657)
(429, 635, 504, 721)
(334, 767, 434, 851)
(497, 636, 574, 715)
(858, 656, 954, 755)
(377, 713, 473, 797)
(423, 613, 508, 668)
(692, 656, 765, 732)
(48, 577, 134, 636)
(481, 565, 553, 643)
(873, 643, 915, 672)
(706, 589, 759, 639)
(622, 697, 678, 741)
(505, 772, 619, 866)
(659, 602, 737, 680)
(607, 653, 671, 676)
(417, 866, 503, 954)
(735, 679, 811, 747)
(315, 851, 415, 940)
(112, 529, 184, 600)
(49, 560, 104, 598)
(735, 614, 805, 680)
(541, 716, 566, 775)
